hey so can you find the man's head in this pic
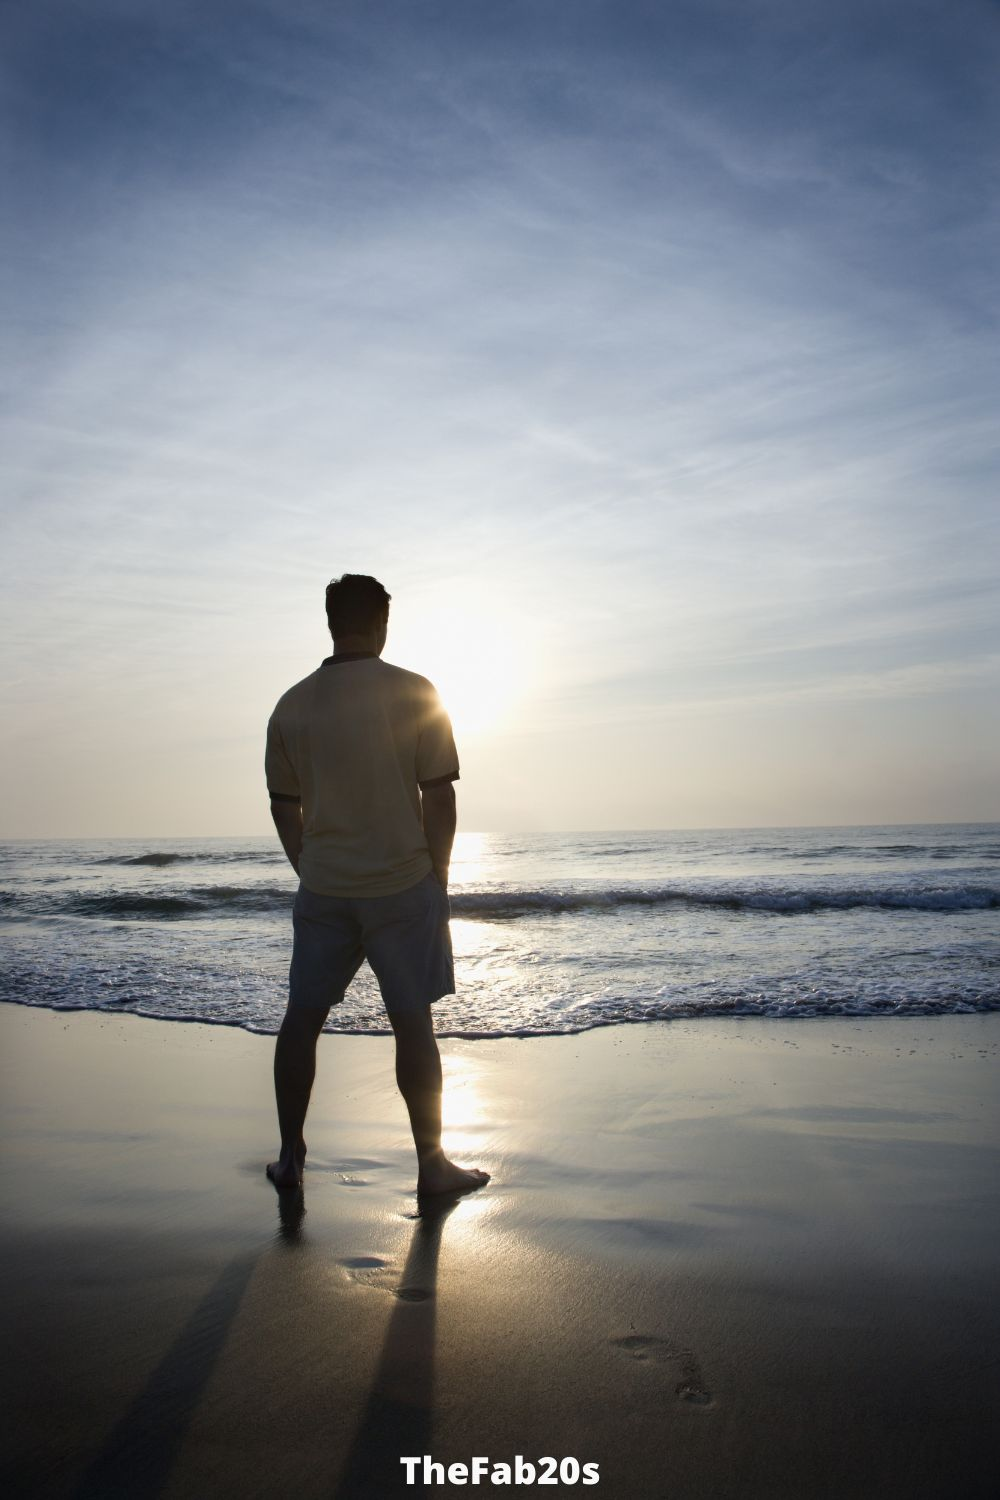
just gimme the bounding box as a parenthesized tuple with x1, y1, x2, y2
(325, 573, 391, 651)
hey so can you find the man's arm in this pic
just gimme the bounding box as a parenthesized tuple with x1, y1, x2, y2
(421, 781, 457, 890)
(270, 799, 304, 875)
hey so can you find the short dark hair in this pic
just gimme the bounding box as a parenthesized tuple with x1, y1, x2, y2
(325, 573, 391, 637)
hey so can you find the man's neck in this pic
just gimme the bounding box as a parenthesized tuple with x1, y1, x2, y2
(331, 634, 380, 656)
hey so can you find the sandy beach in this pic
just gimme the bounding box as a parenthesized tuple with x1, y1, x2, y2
(2, 1001, 998, 1499)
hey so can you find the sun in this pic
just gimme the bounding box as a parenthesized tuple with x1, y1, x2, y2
(391, 597, 527, 738)
(430, 625, 519, 735)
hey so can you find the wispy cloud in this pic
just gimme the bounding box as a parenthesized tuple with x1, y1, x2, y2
(2, 0, 997, 830)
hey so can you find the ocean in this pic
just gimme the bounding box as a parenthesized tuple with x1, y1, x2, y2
(1, 824, 998, 1038)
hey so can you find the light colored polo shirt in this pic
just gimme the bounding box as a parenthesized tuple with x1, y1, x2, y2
(265, 653, 460, 898)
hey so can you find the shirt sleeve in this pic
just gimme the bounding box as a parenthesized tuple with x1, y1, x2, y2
(265, 712, 301, 802)
(415, 681, 460, 789)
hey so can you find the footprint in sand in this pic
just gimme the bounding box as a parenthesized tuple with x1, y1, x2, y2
(338, 1256, 398, 1291)
(610, 1333, 713, 1406)
(337, 1257, 433, 1301)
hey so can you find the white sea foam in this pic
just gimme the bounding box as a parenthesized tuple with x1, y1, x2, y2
(1, 826, 998, 1036)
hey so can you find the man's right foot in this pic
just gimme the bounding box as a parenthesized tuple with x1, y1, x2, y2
(417, 1150, 490, 1197)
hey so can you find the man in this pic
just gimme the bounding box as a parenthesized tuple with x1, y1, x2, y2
(264, 573, 489, 1197)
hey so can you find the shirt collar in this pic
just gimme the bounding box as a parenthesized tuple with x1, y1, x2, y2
(321, 651, 378, 666)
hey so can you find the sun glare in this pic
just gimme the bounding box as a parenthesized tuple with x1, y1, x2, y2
(440, 1055, 490, 1152)
(448, 830, 487, 884)
(392, 599, 528, 738)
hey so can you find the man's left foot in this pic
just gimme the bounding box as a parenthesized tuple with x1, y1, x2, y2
(266, 1142, 306, 1191)
(417, 1151, 490, 1196)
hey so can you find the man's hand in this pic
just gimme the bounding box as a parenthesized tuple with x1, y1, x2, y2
(270, 799, 304, 875)
(420, 781, 457, 890)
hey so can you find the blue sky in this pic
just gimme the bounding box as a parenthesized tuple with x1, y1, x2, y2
(2, 0, 998, 834)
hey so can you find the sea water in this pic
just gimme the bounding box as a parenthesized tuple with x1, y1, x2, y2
(1, 825, 997, 1037)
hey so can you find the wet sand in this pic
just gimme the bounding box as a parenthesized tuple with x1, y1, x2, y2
(1, 1002, 998, 1499)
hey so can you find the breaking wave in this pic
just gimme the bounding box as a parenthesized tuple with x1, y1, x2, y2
(97, 850, 276, 867)
(3, 880, 997, 920)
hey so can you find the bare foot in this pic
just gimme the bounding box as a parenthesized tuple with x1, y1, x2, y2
(417, 1150, 490, 1197)
(266, 1141, 306, 1192)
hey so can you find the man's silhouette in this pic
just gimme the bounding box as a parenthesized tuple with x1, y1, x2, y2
(264, 573, 489, 1196)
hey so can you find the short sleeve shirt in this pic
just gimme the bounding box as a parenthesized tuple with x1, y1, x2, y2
(265, 654, 459, 897)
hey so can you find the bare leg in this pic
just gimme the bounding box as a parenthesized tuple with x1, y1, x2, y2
(267, 1005, 329, 1191)
(389, 1006, 489, 1195)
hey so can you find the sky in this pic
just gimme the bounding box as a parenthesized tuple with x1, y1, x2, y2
(2, 0, 998, 836)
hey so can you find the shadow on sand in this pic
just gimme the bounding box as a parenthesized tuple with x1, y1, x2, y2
(331, 1193, 459, 1499)
(70, 1188, 458, 1500)
(69, 1248, 260, 1500)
